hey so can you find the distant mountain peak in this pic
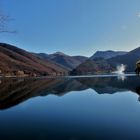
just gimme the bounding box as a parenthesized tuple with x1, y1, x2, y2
(91, 50, 127, 60)
(54, 51, 67, 56)
(38, 53, 48, 55)
(96, 50, 114, 53)
(35, 51, 88, 70)
(129, 46, 140, 54)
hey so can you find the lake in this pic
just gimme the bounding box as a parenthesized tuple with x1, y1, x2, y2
(0, 75, 140, 140)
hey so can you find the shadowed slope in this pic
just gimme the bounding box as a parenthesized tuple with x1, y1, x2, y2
(0, 43, 68, 76)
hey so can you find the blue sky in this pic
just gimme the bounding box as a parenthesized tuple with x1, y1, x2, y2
(0, 0, 140, 56)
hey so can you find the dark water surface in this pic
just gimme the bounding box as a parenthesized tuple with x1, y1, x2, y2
(0, 75, 140, 140)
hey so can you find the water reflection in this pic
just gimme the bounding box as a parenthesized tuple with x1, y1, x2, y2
(117, 74, 126, 81)
(0, 75, 140, 110)
(1, 76, 140, 140)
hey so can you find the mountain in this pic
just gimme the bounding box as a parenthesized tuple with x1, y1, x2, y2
(1, 42, 139, 76)
(107, 47, 140, 72)
(36, 52, 88, 70)
(71, 58, 114, 75)
(91, 50, 127, 60)
(0, 43, 68, 76)
(71, 47, 140, 75)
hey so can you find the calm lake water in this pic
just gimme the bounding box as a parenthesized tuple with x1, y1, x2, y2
(0, 75, 140, 140)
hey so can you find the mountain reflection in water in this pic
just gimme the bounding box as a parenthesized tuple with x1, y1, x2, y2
(0, 75, 140, 110)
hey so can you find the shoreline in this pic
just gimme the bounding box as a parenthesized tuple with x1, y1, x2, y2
(0, 73, 137, 79)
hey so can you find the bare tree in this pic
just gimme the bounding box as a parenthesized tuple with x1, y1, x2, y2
(0, 12, 16, 33)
